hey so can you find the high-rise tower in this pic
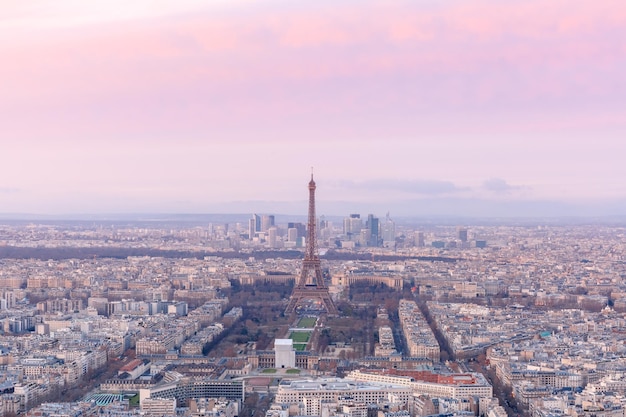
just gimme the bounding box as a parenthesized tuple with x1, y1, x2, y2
(285, 173, 338, 315)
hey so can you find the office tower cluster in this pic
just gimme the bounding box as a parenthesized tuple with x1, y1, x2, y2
(248, 214, 275, 239)
(418, 227, 486, 249)
(247, 214, 334, 250)
(233, 214, 485, 252)
(245, 211, 398, 251)
(341, 212, 396, 248)
(248, 214, 283, 249)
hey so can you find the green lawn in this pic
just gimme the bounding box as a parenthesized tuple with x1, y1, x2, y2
(293, 343, 307, 351)
(128, 394, 140, 407)
(286, 369, 301, 374)
(289, 331, 310, 343)
(262, 368, 277, 373)
(297, 317, 317, 328)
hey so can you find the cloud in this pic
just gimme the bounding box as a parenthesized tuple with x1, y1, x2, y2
(0, 187, 20, 194)
(2, 0, 625, 142)
(482, 178, 525, 194)
(337, 179, 467, 196)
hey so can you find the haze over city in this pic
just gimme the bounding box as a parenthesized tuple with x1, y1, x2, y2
(2, 0, 625, 217)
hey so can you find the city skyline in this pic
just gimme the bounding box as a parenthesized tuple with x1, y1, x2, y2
(2, 0, 625, 217)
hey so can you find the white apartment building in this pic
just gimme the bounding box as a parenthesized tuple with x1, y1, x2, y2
(347, 370, 493, 400)
(275, 379, 411, 416)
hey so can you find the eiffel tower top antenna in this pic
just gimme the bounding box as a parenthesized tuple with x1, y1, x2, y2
(306, 167, 318, 262)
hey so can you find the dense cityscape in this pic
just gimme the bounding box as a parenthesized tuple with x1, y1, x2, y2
(4, 0, 624, 416)
(2, 181, 626, 417)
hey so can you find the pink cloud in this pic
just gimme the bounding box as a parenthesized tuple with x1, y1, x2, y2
(1, 0, 625, 143)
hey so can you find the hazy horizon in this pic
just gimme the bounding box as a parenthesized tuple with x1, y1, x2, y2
(2, 195, 626, 223)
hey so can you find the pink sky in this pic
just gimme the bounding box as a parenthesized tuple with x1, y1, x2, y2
(1, 0, 625, 216)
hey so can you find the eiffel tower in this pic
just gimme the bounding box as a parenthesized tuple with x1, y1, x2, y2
(285, 172, 338, 315)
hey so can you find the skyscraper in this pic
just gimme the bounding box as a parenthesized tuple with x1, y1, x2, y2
(343, 214, 362, 241)
(261, 215, 275, 232)
(381, 213, 395, 246)
(367, 214, 379, 247)
(457, 227, 468, 243)
(248, 218, 256, 240)
(288, 222, 306, 238)
(268, 227, 278, 248)
(415, 231, 425, 247)
(253, 214, 261, 233)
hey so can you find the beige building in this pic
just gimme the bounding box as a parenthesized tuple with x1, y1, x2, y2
(275, 378, 411, 416)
